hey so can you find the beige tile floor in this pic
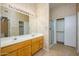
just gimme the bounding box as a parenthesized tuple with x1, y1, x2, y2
(34, 43, 78, 56)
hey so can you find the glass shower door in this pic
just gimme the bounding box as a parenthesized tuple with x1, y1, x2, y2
(49, 20, 54, 47)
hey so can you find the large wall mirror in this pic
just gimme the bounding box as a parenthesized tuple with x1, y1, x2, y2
(0, 5, 29, 38)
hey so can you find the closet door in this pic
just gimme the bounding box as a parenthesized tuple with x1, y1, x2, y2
(64, 15, 76, 47)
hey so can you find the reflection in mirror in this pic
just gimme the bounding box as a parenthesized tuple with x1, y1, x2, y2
(0, 5, 29, 38)
(1, 17, 9, 37)
(19, 21, 24, 35)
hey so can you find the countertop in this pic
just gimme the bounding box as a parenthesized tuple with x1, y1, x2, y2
(0, 33, 44, 48)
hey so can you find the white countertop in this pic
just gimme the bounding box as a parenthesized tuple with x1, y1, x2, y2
(0, 33, 44, 48)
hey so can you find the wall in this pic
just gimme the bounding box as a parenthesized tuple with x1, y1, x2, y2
(29, 4, 49, 50)
(37, 4, 49, 50)
(50, 4, 76, 19)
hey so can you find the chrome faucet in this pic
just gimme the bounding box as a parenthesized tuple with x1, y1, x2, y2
(14, 38, 17, 40)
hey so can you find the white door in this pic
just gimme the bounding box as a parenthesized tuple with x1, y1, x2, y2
(77, 12, 79, 52)
(64, 15, 76, 47)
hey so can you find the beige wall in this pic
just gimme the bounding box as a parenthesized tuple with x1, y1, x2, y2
(37, 4, 49, 50)
(29, 15, 38, 33)
(50, 4, 76, 19)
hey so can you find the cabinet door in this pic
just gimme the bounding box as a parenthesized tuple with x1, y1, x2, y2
(24, 46, 31, 56)
(17, 47, 25, 56)
(0, 48, 1, 56)
(39, 37, 43, 49)
(32, 44, 36, 54)
(32, 40, 39, 55)
(39, 39, 43, 49)
(17, 46, 31, 56)
(6, 51, 17, 56)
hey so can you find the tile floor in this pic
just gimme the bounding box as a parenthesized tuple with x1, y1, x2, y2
(34, 43, 77, 56)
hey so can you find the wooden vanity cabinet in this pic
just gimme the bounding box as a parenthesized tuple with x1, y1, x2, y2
(1, 36, 44, 56)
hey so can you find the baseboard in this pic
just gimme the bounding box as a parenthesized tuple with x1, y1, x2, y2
(49, 44, 54, 48)
(43, 48, 49, 52)
(57, 41, 64, 44)
(64, 43, 76, 48)
(77, 52, 79, 56)
(77, 53, 79, 56)
(77, 49, 79, 55)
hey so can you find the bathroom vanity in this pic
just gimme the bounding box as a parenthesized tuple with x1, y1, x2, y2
(0, 34, 44, 56)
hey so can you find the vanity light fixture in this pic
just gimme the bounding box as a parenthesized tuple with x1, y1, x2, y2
(8, 4, 33, 16)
